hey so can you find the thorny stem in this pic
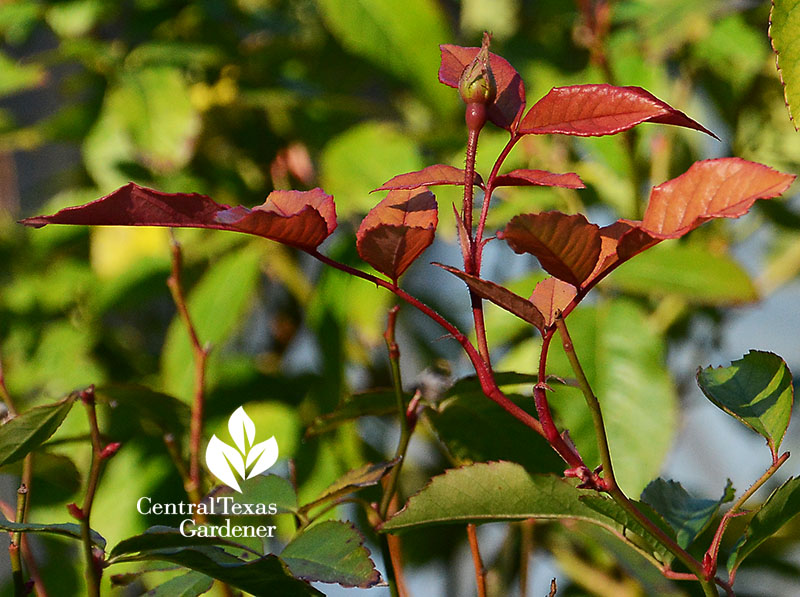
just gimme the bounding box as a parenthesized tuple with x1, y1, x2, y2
(462, 116, 493, 368)
(467, 523, 487, 597)
(552, 319, 719, 593)
(79, 388, 107, 597)
(166, 232, 209, 509)
(711, 451, 790, 584)
(535, 332, 586, 471)
(306, 249, 545, 438)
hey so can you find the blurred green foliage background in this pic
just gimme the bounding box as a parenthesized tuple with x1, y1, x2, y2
(0, 0, 799, 595)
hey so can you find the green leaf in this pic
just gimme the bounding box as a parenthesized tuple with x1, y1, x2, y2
(161, 245, 262, 401)
(306, 389, 404, 437)
(302, 461, 397, 512)
(426, 390, 563, 474)
(6, 452, 81, 505)
(0, 516, 106, 549)
(547, 300, 678, 495)
(145, 571, 213, 597)
(213, 475, 299, 515)
(728, 477, 800, 574)
(281, 521, 381, 588)
(581, 496, 676, 563)
(641, 478, 734, 550)
(314, 0, 451, 110)
(320, 122, 423, 217)
(770, 0, 800, 128)
(697, 351, 794, 458)
(0, 50, 44, 96)
(382, 461, 620, 532)
(109, 526, 256, 561)
(607, 243, 758, 305)
(115, 544, 322, 596)
(0, 394, 78, 467)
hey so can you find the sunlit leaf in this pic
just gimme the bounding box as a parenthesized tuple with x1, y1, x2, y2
(374, 164, 481, 192)
(382, 461, 619, 531)
(640, 159, 795, 239)
(530, 277, 576, 328)
(357, 189, 437, 281)
(697, 351, 794, 459)
(493, 169, 585, 189)
(281, 521, 381, 588)
(520, 84, 716, 137)
(0, 394, 78, 467)
(439, 44, 526, 130)
(21, 184, 338, 250)
(499, 211, 602, 287)
(770, 0, 800, 129)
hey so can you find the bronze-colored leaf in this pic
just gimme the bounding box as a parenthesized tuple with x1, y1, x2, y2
(499, 211, 602, 287)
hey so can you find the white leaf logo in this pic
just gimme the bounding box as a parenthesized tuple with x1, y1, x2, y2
(205, 407, 279, 493)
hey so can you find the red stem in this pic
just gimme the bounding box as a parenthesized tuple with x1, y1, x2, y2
(306, 249, 545, 437)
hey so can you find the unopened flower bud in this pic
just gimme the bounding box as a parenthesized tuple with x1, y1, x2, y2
(100, 442, 122, 460)
(458, 32, 497, 107)
(67, 502, 84, 520)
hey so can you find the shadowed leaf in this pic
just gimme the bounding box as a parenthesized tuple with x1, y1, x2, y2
(0, 394, 78, 467)
(434, 263, 545, 332)
(697, 351, 794, 459)
(281, 521, 381, 588)
(499, 211, 602, 287)
(640, 159, 795, 239)
(357, 189, 438, 281)
(374, 164, 482, 191)
(641, 478, 735, 549)
(439, 44, 525, 130)
(493, 169, 585, 189)
(0, 516, 106, 549)
(20, 183, 337, 250)
(728, 476, 800, 575)
(770, 0, 800, 129)
(306, 389, 403, 437)
(519, 85, 716, 137)
(145, 571, 213, 596)
(530, 277, 576, 328)
(302, 461, 398, 512)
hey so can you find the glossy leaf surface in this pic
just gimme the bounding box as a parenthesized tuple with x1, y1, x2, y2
(520, 84, 716, 137)
(640, 158, 795, 239)
(0, 394, 78, 467)
(697, 351, 794, 459)
(493, 169, 584, 189)
(21, 183, 337, 250)
(439, 44, 525, 130)
(382, 461, 619, 531)
(146, 571, 213, 597)
(281, 521, 381, 588)
(357, 189, 438, 281)
(499, 211, 602, 287)
(0, 516, 106, 549)
(374, 164, 481, 191)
